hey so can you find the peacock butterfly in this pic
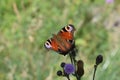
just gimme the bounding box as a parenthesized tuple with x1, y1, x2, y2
(44, 24, 75, 56)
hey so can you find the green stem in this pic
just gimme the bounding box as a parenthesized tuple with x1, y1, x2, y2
(69, 53, 74, 65)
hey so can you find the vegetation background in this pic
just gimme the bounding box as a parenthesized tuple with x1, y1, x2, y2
(0, 0, 120, 80)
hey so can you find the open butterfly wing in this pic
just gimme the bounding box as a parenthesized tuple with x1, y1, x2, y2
(44, 24, 75, 56)
(58, 24, 75, 40)
(58, 31, 74, 40)
(49, 38, 59, 52)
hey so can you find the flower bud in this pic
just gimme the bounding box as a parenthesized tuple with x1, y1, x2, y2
(76, 60, 84, 77)
(57, 70, 63, 76)
(61, 62, 66, 68)
(96, 55, 103, 65)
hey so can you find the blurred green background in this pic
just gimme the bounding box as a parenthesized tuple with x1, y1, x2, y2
(0, 0, 120, 80)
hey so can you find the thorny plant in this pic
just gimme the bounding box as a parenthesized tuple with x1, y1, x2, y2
(56, 44, 103, 80)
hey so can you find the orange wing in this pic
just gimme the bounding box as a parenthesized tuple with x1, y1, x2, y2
(44, 38, 59, 52)
(58, 31, 73, 40)
(44, 24, 75, 56)
(58, 24, 75, 40)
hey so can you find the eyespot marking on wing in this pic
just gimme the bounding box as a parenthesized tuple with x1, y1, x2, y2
(65, 24, 74, 32)
(44, 40, 52, 49)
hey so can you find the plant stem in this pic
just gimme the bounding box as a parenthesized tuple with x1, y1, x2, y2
(69, 53, 74, 65)
(66, 75, 70, 80)
(69, 49, 81, 80)
(93, 65, 97, 80)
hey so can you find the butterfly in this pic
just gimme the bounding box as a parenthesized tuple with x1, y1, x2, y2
(44, 24, 75, 56)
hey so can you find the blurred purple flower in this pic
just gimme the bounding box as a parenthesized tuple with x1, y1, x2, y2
(64, 64, 75, 74)
(106, 0, 114, 4)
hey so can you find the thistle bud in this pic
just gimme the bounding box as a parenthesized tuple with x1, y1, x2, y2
(60, 62, 66, 68)
(76, 60, 84, 77)
(57, 70, 63, 76)
(96, 55, 103, 65)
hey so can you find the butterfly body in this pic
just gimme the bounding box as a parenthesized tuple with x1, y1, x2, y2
(44, 24, 75, 56)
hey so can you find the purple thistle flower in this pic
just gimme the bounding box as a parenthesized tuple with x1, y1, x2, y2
(64, 64, 75, 74)
(106, 0, 114, 4)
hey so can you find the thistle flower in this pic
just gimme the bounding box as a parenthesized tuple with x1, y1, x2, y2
(64, 64, 75, 74)
(106, 0, 114, 4)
